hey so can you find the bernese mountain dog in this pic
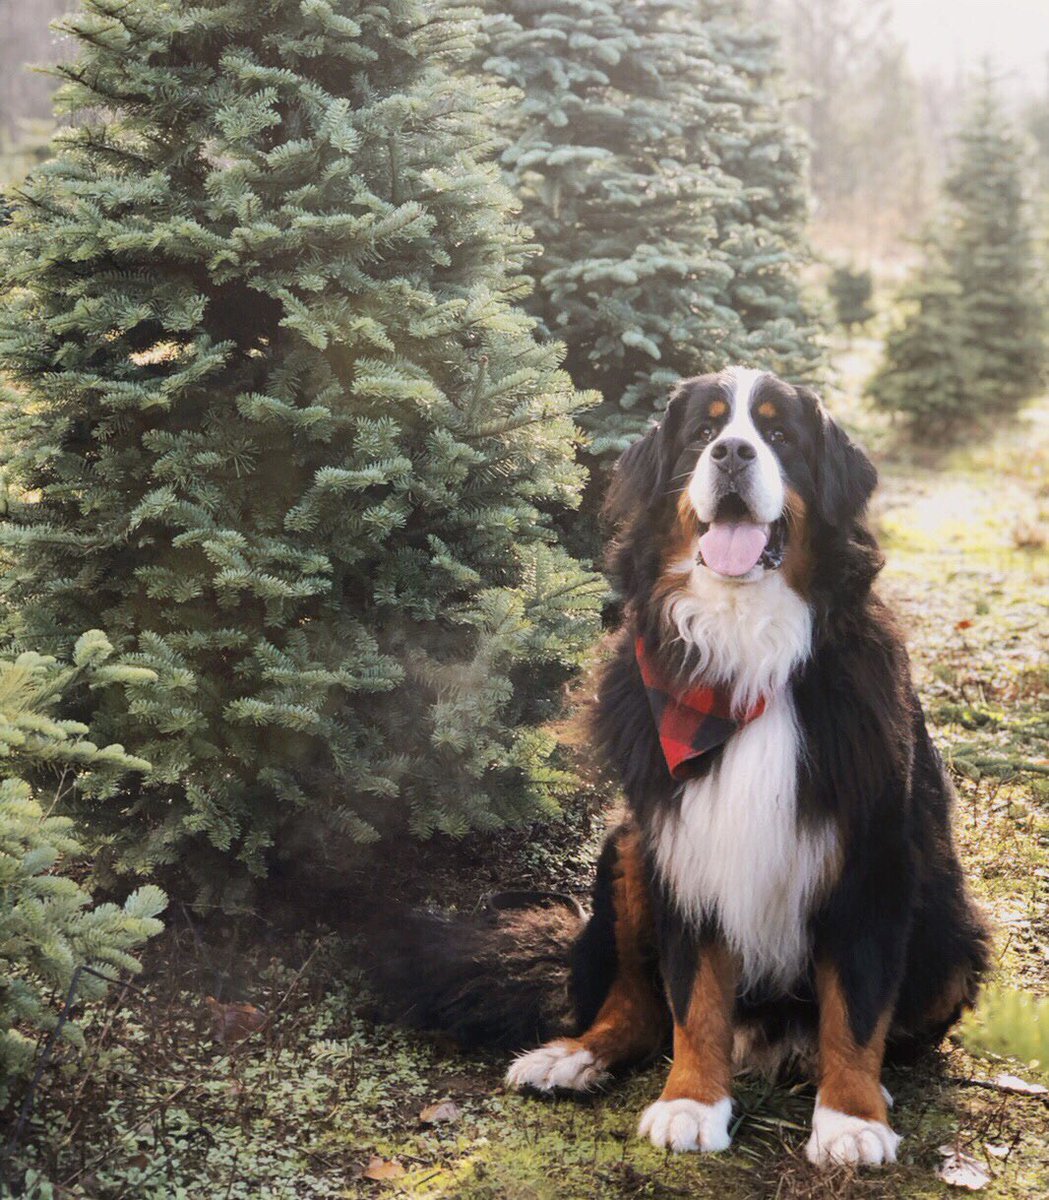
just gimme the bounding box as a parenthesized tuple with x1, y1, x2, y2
(375, 367, 990, 1169)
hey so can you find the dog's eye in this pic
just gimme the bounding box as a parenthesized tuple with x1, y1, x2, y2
(697, 425, 714, 444)
(768, 428, 787, 445)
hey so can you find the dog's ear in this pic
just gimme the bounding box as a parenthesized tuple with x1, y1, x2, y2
(602, 423, 664, 529)
(798, 386, 878, 527)
(602, 386, 689, 529)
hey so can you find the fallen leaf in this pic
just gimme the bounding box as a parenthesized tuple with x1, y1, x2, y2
(937, 1147, 991, 1190)
(419, 1100, 461, 1124)
(992, 1073, 1047, 1096)
(363, 1156, 406, 1181)
(955, 619, 974, 630)
(205, 996, 267, 1045)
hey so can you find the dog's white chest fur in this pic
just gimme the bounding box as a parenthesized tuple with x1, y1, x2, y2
(652, 567, 837, 991)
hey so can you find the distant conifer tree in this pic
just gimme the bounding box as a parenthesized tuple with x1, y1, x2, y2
(0, 0, 602, 902)
(869, 74, 1046, 432)
(480, 0, 821, 459)
(828, 264, 875, 333)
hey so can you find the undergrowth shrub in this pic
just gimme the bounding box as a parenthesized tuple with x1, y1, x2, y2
(960, 986, 1049, 1075)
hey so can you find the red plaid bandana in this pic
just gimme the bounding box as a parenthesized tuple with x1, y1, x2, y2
(635, 637, 767, 780)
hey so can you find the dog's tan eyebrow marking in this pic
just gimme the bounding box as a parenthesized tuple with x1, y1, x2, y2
(708, 399, 728, 418)
(757, 401, 777, 419)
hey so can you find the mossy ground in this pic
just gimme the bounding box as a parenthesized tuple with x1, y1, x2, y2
(7, 348, 1048, 1199)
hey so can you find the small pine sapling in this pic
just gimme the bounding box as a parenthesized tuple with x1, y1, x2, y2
(0, 633, 165, 1106)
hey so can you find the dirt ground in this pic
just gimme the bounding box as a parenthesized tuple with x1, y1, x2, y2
(8, 348, 1048, 1199)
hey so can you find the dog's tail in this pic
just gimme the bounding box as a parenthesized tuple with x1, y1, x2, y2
(365, 892, 594, 1049)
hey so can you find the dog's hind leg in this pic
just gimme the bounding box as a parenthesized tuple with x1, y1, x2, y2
(506, 824, 668, 1092)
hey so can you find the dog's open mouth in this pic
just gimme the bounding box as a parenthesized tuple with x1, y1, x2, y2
(696, 494, 787, 577)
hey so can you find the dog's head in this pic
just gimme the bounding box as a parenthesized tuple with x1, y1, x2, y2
(605, 367, 878, 603)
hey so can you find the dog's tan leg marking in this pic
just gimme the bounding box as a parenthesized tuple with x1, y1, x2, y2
(638, 941, 736, 1153)
(507, 825, 666, 1092)
(806, 962, 900, 1167)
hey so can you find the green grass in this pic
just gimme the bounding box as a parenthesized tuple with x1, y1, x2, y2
(13, 943, 1046, 1199)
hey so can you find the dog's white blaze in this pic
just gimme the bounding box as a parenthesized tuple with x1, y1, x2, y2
(688, 366, 785, 527)
(655, 567, 835, 992)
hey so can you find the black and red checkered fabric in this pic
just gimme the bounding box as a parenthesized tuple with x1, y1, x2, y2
(635, 637, 767, 780)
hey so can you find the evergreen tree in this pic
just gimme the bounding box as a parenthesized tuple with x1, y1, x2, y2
(698, 1, 822, 378)
(945, 79, 1046, 412)
(869, 75, 1046, 432)
(0, 0, 603, 903)
(828, 263, 875, 333)
(869, 264, 973, 429)
(480, 0, 737, 457)
(480, 0, 820, 458)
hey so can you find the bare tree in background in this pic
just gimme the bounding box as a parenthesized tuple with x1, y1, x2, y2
(773, 0, 930, 256)
(1023, 54, 1049, 193)
(0, 0, 70, 139)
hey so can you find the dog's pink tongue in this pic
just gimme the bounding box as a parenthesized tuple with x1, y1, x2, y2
(699, 522, 769, 577)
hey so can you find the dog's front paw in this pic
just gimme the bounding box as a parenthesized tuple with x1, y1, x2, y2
(505, 1040, 608, 1093)
(806, 1104, 900, 1167)
(638, 1096, 733, 1153)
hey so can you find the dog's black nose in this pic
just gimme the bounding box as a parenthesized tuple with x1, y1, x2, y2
(711, 438, 757, 472)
